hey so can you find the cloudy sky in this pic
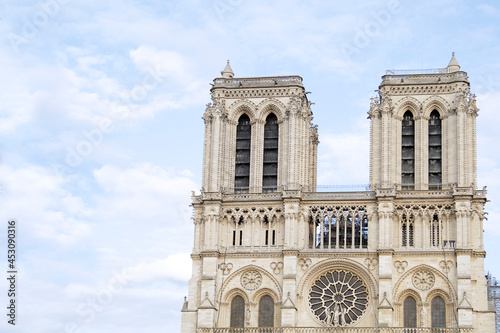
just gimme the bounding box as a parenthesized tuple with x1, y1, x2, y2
(1, 0, 500, 331)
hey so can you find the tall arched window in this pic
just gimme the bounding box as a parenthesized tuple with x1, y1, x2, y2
(402, 214, 414, 247)
(263, 113, 278, 192)
(230, 295, 245, 328)
(429, 110, 442, 190)
(430, 214, 440, 247)
(402, 111, 415, 190)
(403, 296, 417, 327)
(431, 296, 446, 328)
(235, 114, 251, 193)
(258, 295, 274, 327)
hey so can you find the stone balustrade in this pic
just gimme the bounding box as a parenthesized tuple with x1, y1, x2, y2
(212, 76, 303, 88)
(197, 328, 473, 333)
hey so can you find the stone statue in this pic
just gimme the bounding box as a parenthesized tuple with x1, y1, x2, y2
(333, 303, 340, 326)
(325, 304, 331, 325)
(340, 306, 347, 326)
(420, 306, 426, 327)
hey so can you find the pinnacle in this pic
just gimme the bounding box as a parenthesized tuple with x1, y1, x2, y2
(221, 60, 234, 78)
(447, 52, 460, 72)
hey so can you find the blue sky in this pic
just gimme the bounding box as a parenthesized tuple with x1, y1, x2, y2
(0, 0, 499, 331)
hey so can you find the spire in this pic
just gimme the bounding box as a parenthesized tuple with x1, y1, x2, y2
(447, 52, 460, 72)
(221, 60, 234, 78)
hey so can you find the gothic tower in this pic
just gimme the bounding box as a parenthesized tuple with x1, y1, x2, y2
(181, 56, 495, 332)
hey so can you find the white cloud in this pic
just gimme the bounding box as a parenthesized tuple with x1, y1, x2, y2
(93, 163, 196, 223)
(0, 165, 91, 245)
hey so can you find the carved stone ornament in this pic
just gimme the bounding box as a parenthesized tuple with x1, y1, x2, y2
(219, 262, 233, 275)
(364, 258, 378, 271)
(394, 260, 408, 274)
(241, 270, 262, 290)
(299, 258, 312, 271)
(270, 262, 283, 275)
(439, 260, 453, 273)
(412, 270, 435, 291)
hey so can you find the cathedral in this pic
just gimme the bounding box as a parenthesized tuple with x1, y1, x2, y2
(181, 55, 496, 332)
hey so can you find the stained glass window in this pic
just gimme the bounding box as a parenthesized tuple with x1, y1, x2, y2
(309, 270, 368, 326)
(403, 296, 417, 327)
(230, 295, 245, 328)
(258, 295, 274, 327)
(431, 296, 446, 328)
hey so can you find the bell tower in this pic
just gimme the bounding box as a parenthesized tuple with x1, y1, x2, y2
(369, 53, 478, 191)
(201, 61, 318, 194)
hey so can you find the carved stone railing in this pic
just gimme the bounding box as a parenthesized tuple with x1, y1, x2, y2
(223, 245, 284, 253)
(303, 192, 375, 200)
(212, 76, 303, 88)
(223, 192, 282, 202)
(380, 71, 468, 85)
(197, 328, 473, 333)
(385, 68, 449, 75)
(396, 190, 452, 198)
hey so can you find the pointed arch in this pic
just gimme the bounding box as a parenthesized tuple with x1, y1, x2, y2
(394, 96, 421, 119)
(219, 265, 282, 305)
(396, 289, 422, 327)
(422, 96, 450, 118)
(228, 100, 257, 122)
(256, 98, 286, 121)
(393, 265, 456, 305)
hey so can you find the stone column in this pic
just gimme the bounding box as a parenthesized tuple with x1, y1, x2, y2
(197, 252, 219, 328)
(281, 250, 298, 327)
(378, 250, 394, 327)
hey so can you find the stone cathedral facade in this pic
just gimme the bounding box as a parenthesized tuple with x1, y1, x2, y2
(181, 56, 495, 332)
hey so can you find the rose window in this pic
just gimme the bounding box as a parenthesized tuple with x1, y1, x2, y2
(309, 270, 369, 326)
